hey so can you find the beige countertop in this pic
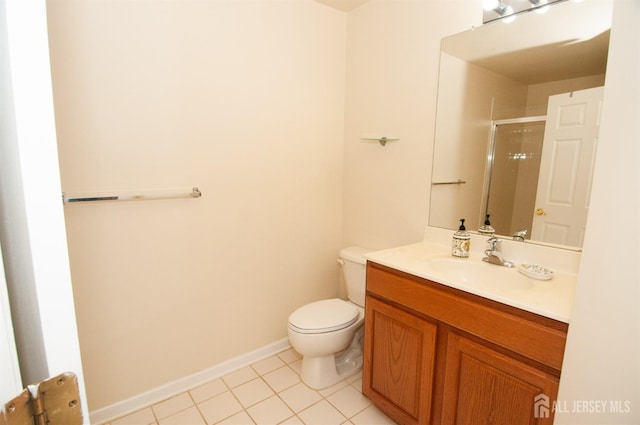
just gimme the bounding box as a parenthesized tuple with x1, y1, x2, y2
(364, 239, 577, 323)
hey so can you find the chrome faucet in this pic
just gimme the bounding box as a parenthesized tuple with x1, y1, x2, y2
(512, 229, 528, 241)
(483, 237, 514, 268)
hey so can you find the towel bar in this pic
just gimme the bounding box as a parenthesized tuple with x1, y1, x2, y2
(62, 187, 202, 204)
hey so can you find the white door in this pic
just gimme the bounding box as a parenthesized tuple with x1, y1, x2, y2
(1, 1, 88, 420)
(0, 244, 22, 402)
(531, 86, 604, 246)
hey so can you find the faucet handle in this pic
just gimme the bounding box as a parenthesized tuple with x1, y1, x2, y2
(486, 237, 501, 250)
(512, 229, 528, 241)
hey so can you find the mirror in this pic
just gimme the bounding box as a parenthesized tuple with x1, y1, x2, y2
(429, 0, 613, 249)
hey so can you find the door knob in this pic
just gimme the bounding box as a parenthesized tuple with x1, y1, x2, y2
(535, 208, 547, 216)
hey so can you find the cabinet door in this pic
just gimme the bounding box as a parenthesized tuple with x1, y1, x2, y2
(442, 333, 559, 425)
(363, 296, 437, 425)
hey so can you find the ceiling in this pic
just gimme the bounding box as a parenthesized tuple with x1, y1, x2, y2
(312, 0, 371, 12)
(442, 0, 612, 84)
(313, 0, 610, 85)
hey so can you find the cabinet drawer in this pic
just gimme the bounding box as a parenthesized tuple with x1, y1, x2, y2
(366, 262, 567, 372)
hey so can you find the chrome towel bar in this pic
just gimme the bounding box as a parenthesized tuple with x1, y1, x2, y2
(62, 187, 202, 204)
(432, 179, 466, 185)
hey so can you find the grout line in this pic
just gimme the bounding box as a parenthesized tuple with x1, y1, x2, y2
(104, 348, 387, 425)
(185, 390, 208, 425)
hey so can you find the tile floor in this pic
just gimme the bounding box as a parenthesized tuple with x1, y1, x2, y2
(101, 348, 398, 425)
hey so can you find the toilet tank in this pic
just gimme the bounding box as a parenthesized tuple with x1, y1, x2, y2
(339, 246, 372, 308)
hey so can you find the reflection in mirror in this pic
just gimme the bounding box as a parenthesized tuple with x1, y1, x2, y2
(428, 0, 613, 249)
(484, 119, 545, 239)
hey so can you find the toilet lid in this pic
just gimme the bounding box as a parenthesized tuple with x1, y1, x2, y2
(288, 299, 359, 334)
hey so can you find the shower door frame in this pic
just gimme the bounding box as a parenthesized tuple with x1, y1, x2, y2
(480, 115, 547, 234)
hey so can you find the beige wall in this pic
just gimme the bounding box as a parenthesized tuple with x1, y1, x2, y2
(555, 0, 639, 423)
(429, 53, 528, 232)
(343, 0, 479, 249)
(46, 0, 638, 420)
(47, 0, 346, 410)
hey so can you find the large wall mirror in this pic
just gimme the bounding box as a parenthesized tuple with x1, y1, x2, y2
(429, 0, 613, 249)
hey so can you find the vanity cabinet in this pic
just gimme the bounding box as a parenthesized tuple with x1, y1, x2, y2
(364, 297, 437, 424)
(362, 262, 568, 425)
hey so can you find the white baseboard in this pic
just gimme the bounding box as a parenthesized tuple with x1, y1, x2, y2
(89, 338, 291, 424)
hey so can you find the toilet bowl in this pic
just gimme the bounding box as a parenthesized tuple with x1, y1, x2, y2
(287, 247, 370, 389)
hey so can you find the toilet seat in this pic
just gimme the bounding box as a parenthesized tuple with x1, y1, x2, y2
(288, 299, 359, 334)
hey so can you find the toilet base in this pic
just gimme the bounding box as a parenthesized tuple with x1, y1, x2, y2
(299, 327, 364, 389)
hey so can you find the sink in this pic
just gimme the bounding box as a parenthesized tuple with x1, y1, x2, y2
(427, 257, 532, 290)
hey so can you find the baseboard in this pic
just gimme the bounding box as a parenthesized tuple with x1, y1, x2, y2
(89, 338, 291, 424)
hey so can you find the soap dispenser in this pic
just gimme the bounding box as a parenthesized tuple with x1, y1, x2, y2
(452, 218, 470, 258)
(478, 214, 495, 236)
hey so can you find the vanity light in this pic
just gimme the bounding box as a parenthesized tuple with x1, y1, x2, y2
(483, 0, 514, 19)
(482, 0, 515, 23)
(496, 1, 512, 16)
(502, 10, 517, 22)
(483, 0, 564, 23)
(529, 0, 550, 13)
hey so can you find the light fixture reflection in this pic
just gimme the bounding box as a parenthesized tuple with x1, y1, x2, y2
(502, 5, 516, 21)
(483, 0, 500, 11)
(485, 0, 516, 19)
(529, 0, 550, 13)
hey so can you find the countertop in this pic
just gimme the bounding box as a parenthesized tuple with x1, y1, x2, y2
(364, 240, 577, 323)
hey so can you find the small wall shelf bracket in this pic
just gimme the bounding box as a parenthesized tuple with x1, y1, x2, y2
(360, 136, 399, 147)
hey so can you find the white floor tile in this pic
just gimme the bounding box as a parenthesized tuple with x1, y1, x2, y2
(297, 400, 346, 425)
(346, 372, 362, 385)
(318, 379, 349, 398)
(223, 366, 259, 388)
(157, 406, 205, 425)
(153, 393, 194, 419)
(246, 395, 294, 425)
(288, 359, 302, 375)
(351, 405, 398, 425)
(111, 407, 156, 425)
(262, 366, 300, 393)
(190, 378, 228, 404)
(327, 385, 371, 418)
(278, 383, 323, 413)
(232, 378, 275, 408)
(251, 355, 285, 375)
(349, 376, 363, 391)
(215, 410, 255, 425)
(197, 391, 243, 424)
(277, 348, 301, 365)
(106, 348, 398, 425)
(279, 416, 304, 425)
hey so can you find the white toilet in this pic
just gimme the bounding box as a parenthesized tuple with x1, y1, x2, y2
(287, 246, 370, 389)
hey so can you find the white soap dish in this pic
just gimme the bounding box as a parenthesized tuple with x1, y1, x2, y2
(518, 263, 554, 280)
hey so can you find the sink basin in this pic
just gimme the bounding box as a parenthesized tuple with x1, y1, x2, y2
(427, 257, 532, 290)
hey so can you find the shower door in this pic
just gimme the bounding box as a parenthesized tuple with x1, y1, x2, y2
(485, 120, 546, 238)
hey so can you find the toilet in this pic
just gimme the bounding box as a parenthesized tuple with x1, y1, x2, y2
(287, 246, 371, 389)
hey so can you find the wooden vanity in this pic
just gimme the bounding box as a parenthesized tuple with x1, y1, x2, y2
(362, 261, 568, 425)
